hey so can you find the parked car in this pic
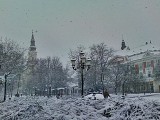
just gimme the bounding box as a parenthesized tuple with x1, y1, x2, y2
(85, 93, 104, 100)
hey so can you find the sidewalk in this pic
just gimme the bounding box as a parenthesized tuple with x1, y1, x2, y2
(125, 93, 160, 98)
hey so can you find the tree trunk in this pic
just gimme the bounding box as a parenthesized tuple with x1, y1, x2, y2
(4, 75, 7, 102)
(101, 72, 105, 94)
(115, 75, 118, 95)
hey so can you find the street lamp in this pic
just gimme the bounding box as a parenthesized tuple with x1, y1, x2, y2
(45, 84, 48, 96)
(49, 84, 51, 97)
(71, 51, 91, 97)
(34, 87, 37, 96)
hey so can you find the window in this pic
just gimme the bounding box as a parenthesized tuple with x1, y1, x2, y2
(148, 71, 151, 77)
(151, 60, 154, 68)
(143, 62, 146, 73)
(139, 63, 142, 70)
(147, 61, 151, 68)
(135, 64, 139, 74)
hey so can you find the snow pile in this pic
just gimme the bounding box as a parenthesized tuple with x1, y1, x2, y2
(84, 93, 104, 100)
(0, 96, 56, 120)
(0, 96, 160, 120)
(104, 97, 160, 120)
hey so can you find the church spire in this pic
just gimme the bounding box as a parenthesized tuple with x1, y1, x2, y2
(30, 30, 35, 47)
(29, 30, 36, 51)
(121, 35, 126, 50)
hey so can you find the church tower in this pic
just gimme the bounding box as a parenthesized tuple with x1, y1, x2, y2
(27, 31, 37, 68)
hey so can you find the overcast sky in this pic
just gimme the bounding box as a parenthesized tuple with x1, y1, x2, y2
(0, 0, 160, 65)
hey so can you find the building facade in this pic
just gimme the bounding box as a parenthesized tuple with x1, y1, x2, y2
(111, 40, 160, 93)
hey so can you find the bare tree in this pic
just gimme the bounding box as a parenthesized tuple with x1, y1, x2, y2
(109, 62, 124, 94)
(0, 38, 25, 101)
(24, 56, 69, 96)
(50, 57, 68, 88)
(0, 38, 25, 74)
(89, 43, 114, 93)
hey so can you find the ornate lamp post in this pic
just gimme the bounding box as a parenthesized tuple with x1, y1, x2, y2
(71, 51, 91, 97)
(45, 84, 48, 97)
(34, 87, 37, 96)
(49, 84, 52, 97)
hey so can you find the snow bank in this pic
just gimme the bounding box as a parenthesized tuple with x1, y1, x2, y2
(0, 95, 160, 120)
(84, 93, 104, 100)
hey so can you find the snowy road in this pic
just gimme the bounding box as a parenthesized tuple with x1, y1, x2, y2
(125, 93, 160, 102)
(141, 93, 160, 102)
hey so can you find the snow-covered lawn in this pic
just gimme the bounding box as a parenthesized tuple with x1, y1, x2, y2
(0, 94, 160, 120)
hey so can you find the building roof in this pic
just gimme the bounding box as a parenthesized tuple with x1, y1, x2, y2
(0, 76, 4, 80)
(30, 31, 36, 51)
(116, 42, 160, 56)
(112, 42, 160, 63)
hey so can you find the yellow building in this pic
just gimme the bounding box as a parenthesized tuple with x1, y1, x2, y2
(111, 40, 160, 93)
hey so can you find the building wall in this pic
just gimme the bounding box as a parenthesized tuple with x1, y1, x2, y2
(153, 80, 160, 92)
(130, 53, 160, 92)
(112, 42, 160, 93)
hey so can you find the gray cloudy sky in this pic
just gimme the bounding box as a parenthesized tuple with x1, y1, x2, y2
(0, 0, 160, 65)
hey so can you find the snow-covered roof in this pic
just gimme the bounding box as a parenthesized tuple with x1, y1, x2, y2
(67, 82, 78, 88)
(114, 42, 160, 62)
(115, 48, 130, 56)
(57, 88, 65, 90)
(129, 54, 144, 61)
(71, 72, 77, 79)
(0, 76, 4, 79)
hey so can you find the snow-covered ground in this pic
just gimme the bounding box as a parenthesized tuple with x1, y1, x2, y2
(0, 94, 160, 120)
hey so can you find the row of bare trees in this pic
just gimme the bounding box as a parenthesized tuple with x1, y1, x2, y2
(69, 43, 115, 93)
(23, 56, 70, 94)
(0, 38, 25, 75)
(0, 38, 25, 101)
(0, 38, 71, 100)
(69, 43, 150, 95)
(1, 37, 160, 99)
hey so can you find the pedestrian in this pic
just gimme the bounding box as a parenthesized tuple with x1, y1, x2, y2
(56, 93, 60, 99)
(103, 89, 110, 98)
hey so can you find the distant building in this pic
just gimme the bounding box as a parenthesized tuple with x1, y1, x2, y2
(21, 31, 38, 94)
(110, 40, 160, 93)
(27, 31, 37, 70)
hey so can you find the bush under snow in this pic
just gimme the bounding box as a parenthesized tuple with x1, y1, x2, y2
(0, 95, 160, 120)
